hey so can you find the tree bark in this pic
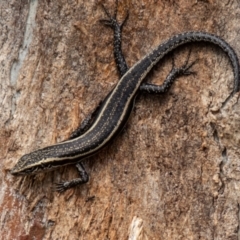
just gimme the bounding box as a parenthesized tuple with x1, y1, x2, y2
(1, 1, 240, 239)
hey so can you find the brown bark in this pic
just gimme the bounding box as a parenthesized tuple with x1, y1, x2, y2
(1, 0, 240, 239)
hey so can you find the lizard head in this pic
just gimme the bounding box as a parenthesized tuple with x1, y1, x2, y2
(11, 151, 53, 176)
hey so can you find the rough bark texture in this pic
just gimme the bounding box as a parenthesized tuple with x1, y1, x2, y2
(1, 0, 240, 239)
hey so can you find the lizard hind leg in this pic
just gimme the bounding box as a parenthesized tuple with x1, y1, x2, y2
(140, 50, 198, 94)
(67, 2, 129, 141)
(100, 0, 129, 77)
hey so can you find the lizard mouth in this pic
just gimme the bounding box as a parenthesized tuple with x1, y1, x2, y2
(10, 169, 25, 176)
(10, 166, 40, 176)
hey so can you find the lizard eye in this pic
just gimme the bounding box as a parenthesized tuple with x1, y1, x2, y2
(24, 167, 39, 174)
(24, 167, 35, 174)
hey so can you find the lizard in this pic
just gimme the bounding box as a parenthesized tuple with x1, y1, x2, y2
(11, 1, 240, 192)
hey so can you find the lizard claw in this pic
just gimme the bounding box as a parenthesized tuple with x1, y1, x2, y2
(171, 49, 198, 77)
(54, 181, 70, 193)
(99, 0, 128, 29)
